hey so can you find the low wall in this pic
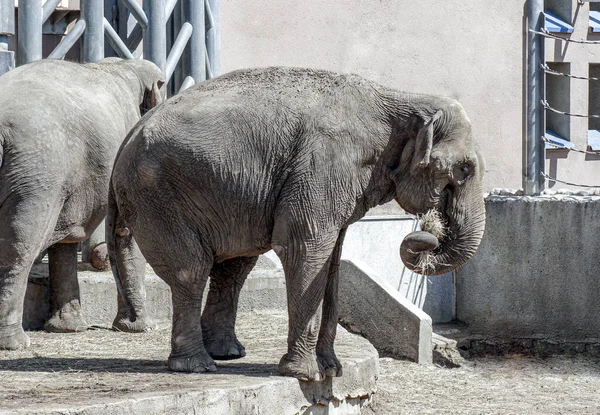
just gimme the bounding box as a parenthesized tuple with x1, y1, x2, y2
(456, 192, 600, 344)
(343, 215, 454, 323)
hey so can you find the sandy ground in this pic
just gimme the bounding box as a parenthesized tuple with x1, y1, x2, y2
(1, 311, 599, 414)
(369, 355, 600, 415)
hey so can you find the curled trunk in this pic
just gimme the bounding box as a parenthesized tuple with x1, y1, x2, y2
(400, 181, 486, 276)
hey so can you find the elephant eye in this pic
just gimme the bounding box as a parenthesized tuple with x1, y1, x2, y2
(452, 162, 471, 184)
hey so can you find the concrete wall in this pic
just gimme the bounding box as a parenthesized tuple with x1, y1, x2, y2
(342, 216, 455, 323)
(456, 193, 600, 342)
(220, 0, 524, 191)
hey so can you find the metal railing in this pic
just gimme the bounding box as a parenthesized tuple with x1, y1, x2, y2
(7, 0, 219, 92)
(1, 0, 220, 264)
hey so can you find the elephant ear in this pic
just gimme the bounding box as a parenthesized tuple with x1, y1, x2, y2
(142, 80, 165, 115)
(410, 110, 443, 173)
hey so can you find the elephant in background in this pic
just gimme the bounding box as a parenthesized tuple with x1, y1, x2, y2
(0, 58, 164, 350)
(108, 67, 485, 380)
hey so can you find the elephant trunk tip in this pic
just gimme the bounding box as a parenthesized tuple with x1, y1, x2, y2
(399, 230, 443, 276)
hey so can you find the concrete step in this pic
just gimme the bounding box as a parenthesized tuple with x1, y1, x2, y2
(24, 261, 286, 330)
(1, 312, 379, 415)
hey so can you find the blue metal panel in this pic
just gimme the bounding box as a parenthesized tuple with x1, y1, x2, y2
(587, 130, 600, 150)
(590, 10, 600, 33)
(545, 130, 574, 150)
(544, 11, 574, 33)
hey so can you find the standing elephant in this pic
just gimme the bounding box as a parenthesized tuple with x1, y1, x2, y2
(108, 67, 485, 380)
(0, 58, 164, 350)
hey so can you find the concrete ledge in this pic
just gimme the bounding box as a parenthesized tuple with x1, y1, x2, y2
(1, 313, 378, 415)
(338, 260, 433, 364)
(24, 264, 285, 330)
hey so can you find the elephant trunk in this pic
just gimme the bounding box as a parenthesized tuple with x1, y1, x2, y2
(400, 181, 486, 276)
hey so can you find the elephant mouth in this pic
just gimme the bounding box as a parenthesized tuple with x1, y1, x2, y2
(400, 186, 455, 275)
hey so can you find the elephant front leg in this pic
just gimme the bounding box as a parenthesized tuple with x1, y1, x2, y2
(274, 230, 340, 382)
(44, 243, 88, 333)
(316, 228, 347, 378)
(201, 256, 258, 360)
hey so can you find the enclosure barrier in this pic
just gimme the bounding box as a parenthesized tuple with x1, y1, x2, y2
(12, 0, 220, 92)
(528, 0, 600, 190)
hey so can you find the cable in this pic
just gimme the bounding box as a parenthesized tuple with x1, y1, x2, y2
(542, 100, 600, 118)
(541, 135, 600, 156)
(541, 172, 600, 188)
(529, 27, 600, 44)
(541, 63, 600, 81)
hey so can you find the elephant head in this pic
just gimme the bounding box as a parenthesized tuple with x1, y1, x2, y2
(97, 58, 165, 115)
(388, 97, 485, 276)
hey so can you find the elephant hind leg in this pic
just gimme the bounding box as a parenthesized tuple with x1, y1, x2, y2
(201, 256, 258, 360)
(0, 194, 61, 349)
(44, 242, 88, 333)
(131, 214, 216, 373)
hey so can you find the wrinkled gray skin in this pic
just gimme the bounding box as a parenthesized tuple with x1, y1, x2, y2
(108, 67, 485, 381)
(0, 58, 164, 350)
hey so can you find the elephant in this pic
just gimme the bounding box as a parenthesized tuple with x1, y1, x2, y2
(107, 66, 485, 381)
(0, 58, 164, 350)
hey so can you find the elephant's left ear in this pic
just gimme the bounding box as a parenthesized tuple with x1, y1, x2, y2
(411, 110, 443, 172)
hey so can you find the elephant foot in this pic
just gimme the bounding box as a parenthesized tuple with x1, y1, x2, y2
(112, 311, 156, 333)
(317, 349, 343, 377)
(90, 243, 110, 271)
(0, 326, 31, 350)
(44, 308, 88, 333)
(168, 350, 217, 373)
(203, 331, 246, 360)
(279, 352, 324, 382)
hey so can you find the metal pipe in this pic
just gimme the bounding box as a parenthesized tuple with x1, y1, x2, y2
(184, 0, 205, 82)
(179, 75, 195, 92)
(143, 0, 166, 71)
(207, 0, 220, 76)
(42, 0, 62, 24)
(126, 23, 143, 52)
(525, 0, 545, 194)
(81, 0, 104, 63)
(47, 18, 86, 59)
(0, 0, 15, 37)
(120, 0, 148, 29)
(165, 21, 192, 83)
(165, 0, 179, 19)
(17, 0, 42, 65)
(104, 17, 134, 59)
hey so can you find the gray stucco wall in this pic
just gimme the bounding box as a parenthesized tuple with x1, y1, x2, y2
(456, 194, 600, 342)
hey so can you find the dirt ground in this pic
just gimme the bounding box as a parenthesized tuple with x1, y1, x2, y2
(1, 312, 599, 414)
(369, 355, 600, 415)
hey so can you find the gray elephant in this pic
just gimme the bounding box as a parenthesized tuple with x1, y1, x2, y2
(108, 67, 485, 381)
(0, 58, 164, 350)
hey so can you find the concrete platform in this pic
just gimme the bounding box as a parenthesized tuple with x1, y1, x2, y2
(23, 262, 286, 330)
(0, 312, 378, 415)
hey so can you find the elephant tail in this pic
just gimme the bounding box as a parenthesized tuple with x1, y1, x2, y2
(106, 185, 127, 303)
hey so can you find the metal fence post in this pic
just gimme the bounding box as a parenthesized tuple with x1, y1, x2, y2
(207, 0, 220, 76)
(143, 0, 166, 71)
(0, 0, 15, 74)
(184, 0, 205, 82)
(526, 0, 545, 195)
(17, 0, 42, 66)
(81, 0, 104, 63)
